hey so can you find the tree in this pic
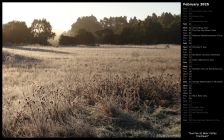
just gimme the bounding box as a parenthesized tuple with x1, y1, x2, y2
(119, 27, 133, 44)
(144, 14, 163, 44)
(95, 29, 115, 44)
(165, 15, 181, 44)
(100, 16, 128, 34)
(76, 29, 96, 45)
(70, 15, 102, 36)
(129, 16, 139, 27)
(30, 19, 55, 45)
(59, 35, 77, 46)
(118, 17, 145, 45)
(160, 12, 175, 28)
(65, 14, 180, 45)
(3, 21, 32, 45)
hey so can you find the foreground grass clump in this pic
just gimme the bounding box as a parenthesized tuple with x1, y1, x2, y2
(3, 45, 180, 138)
(3, 73, 180, 137)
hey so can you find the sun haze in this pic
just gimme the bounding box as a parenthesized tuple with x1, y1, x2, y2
(3, 2, 180, 34)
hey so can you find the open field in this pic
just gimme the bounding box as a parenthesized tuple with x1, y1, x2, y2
(2, 44, 181, 138)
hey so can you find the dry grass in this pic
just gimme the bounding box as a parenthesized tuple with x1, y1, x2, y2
(2, 44, 181, 138)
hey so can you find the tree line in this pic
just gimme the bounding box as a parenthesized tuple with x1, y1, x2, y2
(3, 12, 180, 46)
(3, 19, 55, 46)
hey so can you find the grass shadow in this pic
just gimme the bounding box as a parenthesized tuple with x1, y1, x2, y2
(3, 46, 71, 55)
(98, 45, 170, 49)
(3, 51, 42, 68)
(113, 111, 160, 133)
(101, 104, 161, 135)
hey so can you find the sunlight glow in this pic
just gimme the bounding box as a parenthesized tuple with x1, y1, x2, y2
(3, 2, 180, 34)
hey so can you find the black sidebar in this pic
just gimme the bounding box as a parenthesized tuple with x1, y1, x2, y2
(181, 0, 224, 138)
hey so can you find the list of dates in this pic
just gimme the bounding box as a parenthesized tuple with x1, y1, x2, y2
(182, 2, 223, 138)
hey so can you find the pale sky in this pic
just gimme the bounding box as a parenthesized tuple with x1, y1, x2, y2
(3, 2, 180, 34)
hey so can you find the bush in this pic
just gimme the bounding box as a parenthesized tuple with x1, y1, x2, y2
(76, 29, 96, 45)
(59, 35, 77, 46)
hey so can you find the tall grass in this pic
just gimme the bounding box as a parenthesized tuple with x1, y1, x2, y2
(3, 45, 180, 137)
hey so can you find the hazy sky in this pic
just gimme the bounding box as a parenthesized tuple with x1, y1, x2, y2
(3, 2, 180, 33)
